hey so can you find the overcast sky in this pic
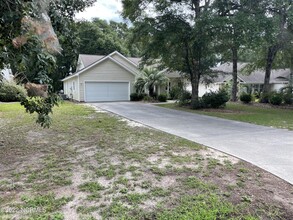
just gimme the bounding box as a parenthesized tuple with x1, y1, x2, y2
(75, 0, 124, 22)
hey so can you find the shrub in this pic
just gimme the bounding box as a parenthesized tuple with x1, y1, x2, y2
(201, 90, 229, 108)
(151, 92, 157, 99)
(178, 90, 191, 106)
(283, 93, 293, 105)
(143, 95, 155, 102)
(139, 93, 148, 100)
(0, 81, 27, 102)
(240, 93, 252, 104)
(158, 94, 167, 102)
(130, 93, 139, 101)
(260, 93, 270, 103)
(130, 93, 145, 101)
(169, 86, 181, 100)
(269, 93, 283, 105)
(191, 99, 205, 109)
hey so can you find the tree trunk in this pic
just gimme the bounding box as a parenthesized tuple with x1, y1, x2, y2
(231, 47, 238, 102)
(289, 54, 293, 93)
(149, 85, 154, 97)
(262, 45, 279, 96)
(190, 71, 200, 107)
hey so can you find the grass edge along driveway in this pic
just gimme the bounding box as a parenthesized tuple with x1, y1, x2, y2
(157, 102, 293, 130)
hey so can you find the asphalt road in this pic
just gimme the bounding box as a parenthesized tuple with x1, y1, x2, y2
(91, 102, 293, 185)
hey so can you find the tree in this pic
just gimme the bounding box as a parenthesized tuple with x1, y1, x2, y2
(123, 0, 217, 107)
(135, 67, 168, 97)
(212, 0, 262, 101)
(76, 18, 132, 56)
(0, 0, 95, 127)
(245, 1, 292, 97)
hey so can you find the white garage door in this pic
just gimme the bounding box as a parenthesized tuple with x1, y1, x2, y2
(85, 82, 129, 102)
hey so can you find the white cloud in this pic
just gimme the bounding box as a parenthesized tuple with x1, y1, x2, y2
(75, 0, 123, 22)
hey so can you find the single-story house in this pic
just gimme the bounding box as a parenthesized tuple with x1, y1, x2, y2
(62, 51, 184, 102)
(62, 51, 139, 102)
(62, 52, 291, 102)
(208, 62, 291, 94)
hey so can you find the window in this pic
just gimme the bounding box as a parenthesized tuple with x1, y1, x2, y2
(72, 82, 75, 90)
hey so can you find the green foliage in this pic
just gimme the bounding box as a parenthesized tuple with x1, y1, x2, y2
(12, 193, 72, 219)
(169, 86, 182, 100)
(76, 18, 140, 57)
(201, 90, 229, 108)
(178, 90, 192, 106)
(0, 0, 95, 127)
(21, 94, 60, 128)
(283, 93, 293, 105)
(125, 193, 147, 205)
(269, 93, 283, 106)
(79, 182, 104, 193)
(123, 0, 217, 101)
(130, 93, 144, 101)
(260, 93, 270, 103)
(0, 81, 27, 102)
(158, 94, 167, 102)
(280, 87, 293, 104)
(240, 93, 252, 104)
(135, 68, 168, 97)
(157, 194, 242, 220)
(20, 193, 72, 212)
(143, 95, 155, 102)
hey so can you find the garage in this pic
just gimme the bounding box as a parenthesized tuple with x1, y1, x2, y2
(62, 52, 138, 102)
(85, 82, 130, 102)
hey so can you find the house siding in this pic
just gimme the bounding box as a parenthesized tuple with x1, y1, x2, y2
(64, 77, 79, 101)
(79, 59, 135, 101)
(111, 54, 138, 74)
(198, 83, 221, 97)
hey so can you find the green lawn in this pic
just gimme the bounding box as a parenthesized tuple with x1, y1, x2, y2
(158, 102, 293, 130)
(0, 102, 292, 219)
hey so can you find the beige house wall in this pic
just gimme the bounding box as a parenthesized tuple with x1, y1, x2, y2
(64, 77, 79, 101)
(269, 83, 288, 92)
(79, 59, 136, 101)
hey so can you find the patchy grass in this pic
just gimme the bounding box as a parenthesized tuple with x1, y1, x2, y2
(79, 182, 104, 193)
(0, 102, 293, 219)
(157, 102, 293, 130)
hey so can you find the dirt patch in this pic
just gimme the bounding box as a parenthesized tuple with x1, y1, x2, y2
(1, 103, 293, 220)
(201, 148, 239, 164)
(119, 118, 146, 128)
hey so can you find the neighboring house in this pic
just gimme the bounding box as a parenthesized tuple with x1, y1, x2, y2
(62, 51, 184, 102)
(0, 68, 13, 82)
(209, 62, 290, 94)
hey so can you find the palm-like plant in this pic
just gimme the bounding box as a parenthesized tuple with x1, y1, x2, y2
(135, 68, 168, 97)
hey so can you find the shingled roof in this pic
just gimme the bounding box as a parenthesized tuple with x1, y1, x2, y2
(212, 62, 290, 84)
(79, 54, 105, 67)
(79, 54, 142, 68)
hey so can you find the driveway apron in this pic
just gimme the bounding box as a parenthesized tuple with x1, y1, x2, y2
(91, 102, 293, 185)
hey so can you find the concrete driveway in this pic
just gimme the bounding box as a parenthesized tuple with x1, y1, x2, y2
(91, 102, 293, 185)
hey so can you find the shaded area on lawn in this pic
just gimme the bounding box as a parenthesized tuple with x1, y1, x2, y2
(0, 102, 293, 219)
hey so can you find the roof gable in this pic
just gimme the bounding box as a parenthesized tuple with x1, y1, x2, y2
(62, 51, 139, 81)
(79, 54, 105, 67)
